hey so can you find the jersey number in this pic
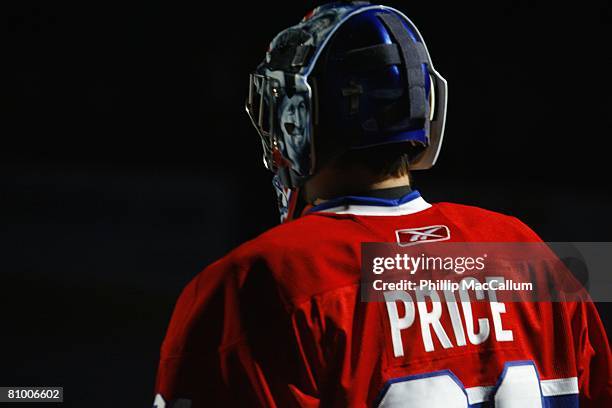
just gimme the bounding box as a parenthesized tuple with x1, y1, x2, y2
(377, 361, 544, 407)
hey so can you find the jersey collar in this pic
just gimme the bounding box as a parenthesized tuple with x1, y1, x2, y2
(306, 190, 431, 216)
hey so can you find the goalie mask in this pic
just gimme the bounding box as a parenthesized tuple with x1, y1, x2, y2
(246, 2, 448, 222)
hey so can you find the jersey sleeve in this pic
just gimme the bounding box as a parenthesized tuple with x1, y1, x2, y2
(507, 216, 612, 403)
(154, 254, 323, 408)
(154, 259, 236, 407)
(572, 300, 612, 406)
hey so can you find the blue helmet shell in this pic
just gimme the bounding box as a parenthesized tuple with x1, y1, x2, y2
(315, 8, 431, 150)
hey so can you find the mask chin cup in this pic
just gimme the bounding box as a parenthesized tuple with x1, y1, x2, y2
(272, 175, 303, 223)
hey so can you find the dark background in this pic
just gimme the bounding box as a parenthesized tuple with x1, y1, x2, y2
(3, 1, 611, 406)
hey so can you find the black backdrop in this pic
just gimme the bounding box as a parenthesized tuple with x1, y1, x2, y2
(3, 1, 611, 406)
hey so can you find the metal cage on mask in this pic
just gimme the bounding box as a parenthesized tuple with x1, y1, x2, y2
(246, 2, 448, 223)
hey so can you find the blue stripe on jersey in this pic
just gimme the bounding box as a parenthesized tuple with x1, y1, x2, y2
(307, 190, 422, 213)
(543, 394, 579, 408)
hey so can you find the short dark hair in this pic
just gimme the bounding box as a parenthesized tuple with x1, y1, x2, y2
(331, 143, 413, 179)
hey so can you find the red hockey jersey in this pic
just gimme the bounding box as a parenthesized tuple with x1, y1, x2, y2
(154, 191, 611, 407)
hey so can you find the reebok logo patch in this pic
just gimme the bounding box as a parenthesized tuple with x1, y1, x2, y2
(395, 225, 451, 246)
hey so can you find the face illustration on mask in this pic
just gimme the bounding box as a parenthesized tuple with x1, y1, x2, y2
(279, 93, 309, 175)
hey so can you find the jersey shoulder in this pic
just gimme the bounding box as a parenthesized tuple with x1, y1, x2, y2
(212, 214, 363, 305)
(161, 218, 335, 353)
(228, 213, 359, 262)
(431, 201, 542, 242)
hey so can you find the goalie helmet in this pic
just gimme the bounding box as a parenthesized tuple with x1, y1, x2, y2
(246, 2, 447, 222)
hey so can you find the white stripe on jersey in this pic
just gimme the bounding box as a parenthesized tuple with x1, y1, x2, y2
(540, 377, 579, 396)
(317, 196, 431, 216)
